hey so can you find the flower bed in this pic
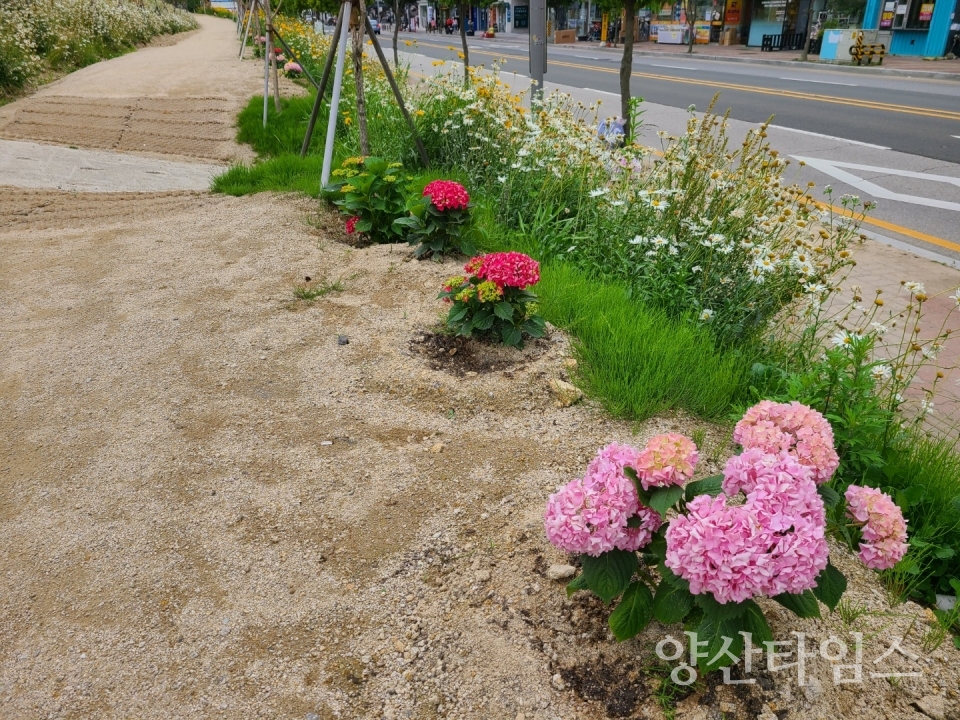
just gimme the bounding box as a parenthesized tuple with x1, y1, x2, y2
(0, 0, 196, 94)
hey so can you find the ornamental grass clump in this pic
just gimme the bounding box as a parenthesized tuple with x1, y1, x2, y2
(324, 156, 407, 244)
(546, 403, 909, 669)
(440, 252, 546, 348)
(397, 180, 480, 259)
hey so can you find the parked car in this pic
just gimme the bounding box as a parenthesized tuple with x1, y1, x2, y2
(370, 19, 381, 34)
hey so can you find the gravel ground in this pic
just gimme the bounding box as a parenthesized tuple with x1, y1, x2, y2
(1, 13, 958, 720)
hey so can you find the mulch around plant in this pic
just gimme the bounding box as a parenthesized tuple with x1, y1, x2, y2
(409, 329, 552, 377)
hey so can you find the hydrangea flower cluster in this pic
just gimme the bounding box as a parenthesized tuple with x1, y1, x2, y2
(466, 252, 541, 290)
(345, 215, 359, 234)
(734, 400, 839, 484)
(665, 447, 828, 603)
(422, 180, 470, 212)
(845, 485, 909, 570)
(544, 443, 662, 557)
(635, 433, 699, 490)
(284, 61, 303, 76)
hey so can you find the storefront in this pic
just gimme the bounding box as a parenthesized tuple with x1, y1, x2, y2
(864, 0, 957, 54)
(745, 0, 817, 45)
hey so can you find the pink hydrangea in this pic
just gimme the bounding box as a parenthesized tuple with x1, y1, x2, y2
(465, 252, 541, 290)
(634, 433, 699, 490)
(664, 494, 774, 604)
(544, 443, 661, 557)
(284, 61, 302, 73)
(667, 448, 829, 603)
(345, 215, 360, 234)
(735, 401, 839, 484)
(423, 180, 470, 211)
(845, 485, 909, 570)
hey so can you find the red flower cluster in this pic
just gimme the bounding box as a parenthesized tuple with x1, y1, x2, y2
(422, 180, 470, 212)
(345, 215, 360, 234)
(465, 252, 541, 290)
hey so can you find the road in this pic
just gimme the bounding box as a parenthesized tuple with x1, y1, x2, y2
(401, 34, 960, 263)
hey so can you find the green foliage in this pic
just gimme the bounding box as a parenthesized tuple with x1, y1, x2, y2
(608, 581, 655, 641)
(323, 156, 408, 244)
(439, 267, 546, 349)
(772, 589, 821, 618)
(530, 263, 755, 421)
(395, 193, 480, 259)
(580, 549, 637, 604)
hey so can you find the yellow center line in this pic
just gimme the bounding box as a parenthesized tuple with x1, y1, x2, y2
(412, 42, 960, 121)
(410, 65, 960, 255)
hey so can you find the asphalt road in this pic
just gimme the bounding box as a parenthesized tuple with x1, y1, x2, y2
(405, 34, 960, 164)
(401, 34, 960, 261)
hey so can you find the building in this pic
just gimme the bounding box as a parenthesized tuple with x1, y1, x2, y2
(863, 0, 959, 54)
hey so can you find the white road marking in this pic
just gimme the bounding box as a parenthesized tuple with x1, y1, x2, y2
(792, 156, 960, 212)
(953, 135, 960, 139)
(779, 77, 858, 86)
(770, 125, 889, 149)
(650, 63, 697, 70)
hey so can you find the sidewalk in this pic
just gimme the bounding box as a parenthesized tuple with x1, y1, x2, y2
(409, 30, 960, 80)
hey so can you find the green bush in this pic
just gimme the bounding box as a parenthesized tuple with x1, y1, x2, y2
(323, 156, 408, 244)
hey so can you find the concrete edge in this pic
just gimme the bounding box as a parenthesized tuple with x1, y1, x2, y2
(861, 227, 960, 270)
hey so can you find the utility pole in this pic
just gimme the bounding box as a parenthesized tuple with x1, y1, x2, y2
(529, 0, 547, 101)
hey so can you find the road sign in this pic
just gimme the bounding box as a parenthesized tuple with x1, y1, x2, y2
(601, 12, 609, 41)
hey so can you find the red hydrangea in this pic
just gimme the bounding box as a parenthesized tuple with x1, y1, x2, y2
(465, 252, 540, 290)
(345, 216, 360, 234)
(422, 180, 470, 212)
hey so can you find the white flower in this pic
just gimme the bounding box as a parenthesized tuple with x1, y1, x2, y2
(699, 308, 714, 321)
(589, 188, 608, 198)
(691, 265, 702, 273)
(510, 162, 523, 169)
(921, 399, 935, 416)
(922, 343, 943, 359)
(870, 322, 889, 336)
(497, 175, 507, 183)
(950, 291, 960, 307)
(517, 148, 530, 157)
(651, 236, 670, 247)
(649, 199, 670, 211)
(629, 235, 646, 245)
(668, 245, 679, 256)
(904, 281, 925, 294)
(870, 364, 892, 381)
(610, 200, 625, 207)
(823, 185, 832, 194)
(730, 207, 746, 219)
(831, 330, 860, 347)
(567, 246, 577, 253)
(708, 233, 725, 244)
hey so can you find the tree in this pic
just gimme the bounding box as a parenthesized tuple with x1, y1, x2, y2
(392, 0, 418, 65)
(684, 0, 696, 53)
(594, 0, 639, 137)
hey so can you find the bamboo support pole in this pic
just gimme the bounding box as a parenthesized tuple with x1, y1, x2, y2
(299, 5, 345, 157)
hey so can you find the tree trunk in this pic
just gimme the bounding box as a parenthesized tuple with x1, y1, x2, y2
(353, 0, 370, 155)
(799, 0, 816, 60)
(687, 0, 695, 53)
(459, 1, 469, 85)
(620, 0, 635, 137)
(393, 0, 400, 65)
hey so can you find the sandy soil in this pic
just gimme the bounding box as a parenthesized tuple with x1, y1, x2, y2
(1, 14, 959, 720)
(0, 15, 300, 164)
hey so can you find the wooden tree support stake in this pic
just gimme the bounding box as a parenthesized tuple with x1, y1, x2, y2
(270, 26, 319, 89)
(300, 4, 345, 157)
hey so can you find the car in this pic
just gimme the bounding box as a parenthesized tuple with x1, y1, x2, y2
(370, 19, 381, 34)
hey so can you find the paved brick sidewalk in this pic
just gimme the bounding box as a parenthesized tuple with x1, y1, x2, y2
(846, 240, 960, 433)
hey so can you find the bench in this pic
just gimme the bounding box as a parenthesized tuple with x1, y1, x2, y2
(761, 32, 806, 51)
(849, 31, 885, 65)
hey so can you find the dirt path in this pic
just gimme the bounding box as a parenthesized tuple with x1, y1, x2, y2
(1, 16, 958, 720)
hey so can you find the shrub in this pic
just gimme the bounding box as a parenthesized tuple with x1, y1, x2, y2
(324, 156, 407, 244)
(397, 180, 479, 259)
(440, 252, 545, 348)
(547, 406, 904, 672)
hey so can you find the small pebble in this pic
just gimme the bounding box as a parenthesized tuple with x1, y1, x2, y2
(337, 335, 349, 345)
